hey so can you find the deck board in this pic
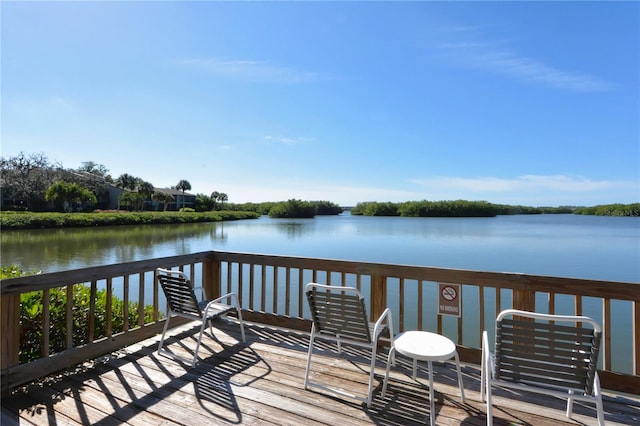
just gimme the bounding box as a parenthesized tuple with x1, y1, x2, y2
(3, 319, 640, 425)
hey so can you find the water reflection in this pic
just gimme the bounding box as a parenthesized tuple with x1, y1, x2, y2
(274, 220, 312, 239)
(1, 222, 226, 272)
(2, 214, 638, 282)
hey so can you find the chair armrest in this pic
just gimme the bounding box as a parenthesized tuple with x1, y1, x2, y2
(480, 330, 490, 400)
(481, 330, 490, 371)
(373, 307, 394, 342)
(209, 292, 241, 307)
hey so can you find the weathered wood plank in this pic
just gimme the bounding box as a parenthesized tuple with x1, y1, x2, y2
(3, 321, 640, 426)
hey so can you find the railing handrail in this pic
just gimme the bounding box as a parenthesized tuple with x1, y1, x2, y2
(211, 250, 639, 300)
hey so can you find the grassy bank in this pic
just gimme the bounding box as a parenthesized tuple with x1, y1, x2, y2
(0, 210, 260, 230)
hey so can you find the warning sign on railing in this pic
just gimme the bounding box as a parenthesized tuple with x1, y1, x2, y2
(438, 282, 461, 317)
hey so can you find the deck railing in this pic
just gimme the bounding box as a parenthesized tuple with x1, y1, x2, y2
(2, 250, 638, 395)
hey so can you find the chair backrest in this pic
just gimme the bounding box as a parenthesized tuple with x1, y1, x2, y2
(156, 268, 202, 318)
(305, 283, 372, 344)
(494, 309, 602, 395)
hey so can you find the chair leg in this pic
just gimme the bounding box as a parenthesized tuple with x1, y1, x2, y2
(157, 314, 172, 353)
(485, 363, 493, 426)
(428, 361, 435, 426)
(382, 347, 395, 397)
(480, 345, 486, 402)
(304, 325, 317, 390)
(566, 389, 574, 419)
(236, 306, 246, 343)
(594, 374, 605, 426)
(192, 318, 209, 367)
(366, 344, 377, 407)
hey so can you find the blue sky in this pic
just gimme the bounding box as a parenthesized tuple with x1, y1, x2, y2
(2, 1, 639, 207)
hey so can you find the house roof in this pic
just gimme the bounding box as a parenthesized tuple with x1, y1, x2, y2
(154, 187, 194, 197)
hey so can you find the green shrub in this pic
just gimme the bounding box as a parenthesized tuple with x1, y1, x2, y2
(0, 210, 260, 229)
(268, 199, 316, 218)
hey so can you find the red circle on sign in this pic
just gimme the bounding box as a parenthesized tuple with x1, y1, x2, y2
(442, 286, 457, 301)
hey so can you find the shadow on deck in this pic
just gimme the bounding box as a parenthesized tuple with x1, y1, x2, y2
(2, 319, 640, 425)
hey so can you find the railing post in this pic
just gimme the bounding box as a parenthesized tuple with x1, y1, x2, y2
(1, 294, 20, 391)
(369, 274, 387, 323)
(203, 255, 221, 300)
(512, 287, 535, 312)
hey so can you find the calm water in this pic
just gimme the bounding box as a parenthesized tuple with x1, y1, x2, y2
(2, 213, 639, 372)
(3, 213, 639, 282)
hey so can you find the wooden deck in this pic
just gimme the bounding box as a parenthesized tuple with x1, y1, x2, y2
(2, 318, 639, 426)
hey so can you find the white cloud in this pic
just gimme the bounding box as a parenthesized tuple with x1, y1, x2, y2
(263, 135, 314, 146)
(436, 31, 612, 92)
(178, 58, 319, 84)
(410, 174, 618, 192)
(408, 174, 638, 205)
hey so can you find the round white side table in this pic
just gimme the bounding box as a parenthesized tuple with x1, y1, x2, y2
(382, 331, 466, 426)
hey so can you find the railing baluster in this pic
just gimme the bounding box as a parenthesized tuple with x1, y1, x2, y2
(238, 262, 244, 309)
(273, 266, 278, 314)
(249, 264, 255, 311)
(43, 289, 50, 357)
(261, 265, 267, 312)
(298, 268, 304, 317)
(634, 300, 640, 375)
(457, 299, 463, 345)
(106, 278, 113, 338)
(66, 285, 73, 349)
(138, 272, 145, 327)
(228, 263, 233, 300)
(399, 277, 405, 332)
(479, 285, 484, 348)
(153, 270, 159, 323)
(285, 267, 291, 317)
(418, 280, 423, 331)
(603, 298, 612, 371)
(123, 275, 130, 332)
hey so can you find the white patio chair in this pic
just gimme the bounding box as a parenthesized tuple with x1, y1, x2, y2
(481, 309, 604, 425)
(304, 282, 394, 407)
(156, 268, 246, 367)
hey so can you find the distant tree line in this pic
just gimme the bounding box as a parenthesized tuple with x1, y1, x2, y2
(350, 200, 638, 217)
(224, 199, 343, 218)
(574, 203, 639, 217)
(2, 153, 637, 218)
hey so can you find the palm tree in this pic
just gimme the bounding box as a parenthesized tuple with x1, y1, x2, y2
(119, 191, 143, 211)
(45, 181, 97, 212)
(210, 191, 220, 210)
(218, 192, 228, 209)
(136, 180, 155, 211)
(115, 173, 137, 190)
(152, 191, 174, 211)
(175, 179, 191, 210)
(114, 173, 137, 210)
